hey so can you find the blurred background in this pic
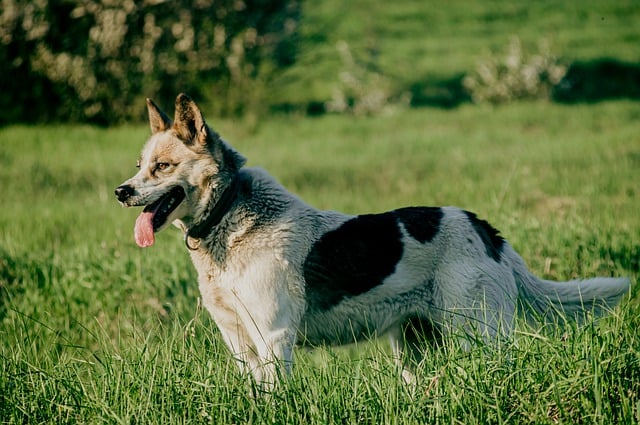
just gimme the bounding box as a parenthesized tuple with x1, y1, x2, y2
(1, 0, 638, 125)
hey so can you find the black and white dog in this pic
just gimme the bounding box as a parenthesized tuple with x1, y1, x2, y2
(115, 94, 630, 387)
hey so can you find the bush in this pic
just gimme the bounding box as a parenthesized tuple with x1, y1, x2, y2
(463, 37, 567, 104)
(0, 0, 299, 124)
(325, 41, 411, 116)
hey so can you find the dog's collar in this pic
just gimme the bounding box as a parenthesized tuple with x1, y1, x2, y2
(184, 174, 240, 250)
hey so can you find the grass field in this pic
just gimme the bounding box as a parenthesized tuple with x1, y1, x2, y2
(274, 0, 640, 107)
(1, 100, 639, 423)
(2, 0, 640, 422)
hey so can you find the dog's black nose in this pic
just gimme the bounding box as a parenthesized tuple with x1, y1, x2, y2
(115, 185, 135, 202)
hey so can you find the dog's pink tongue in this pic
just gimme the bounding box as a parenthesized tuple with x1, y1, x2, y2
(134, 211, 155, 248)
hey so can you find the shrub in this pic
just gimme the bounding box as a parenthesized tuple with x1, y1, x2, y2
(0, 0, 299, 124)
(463, 36, 567, 104)
(325, 41, 410, 116)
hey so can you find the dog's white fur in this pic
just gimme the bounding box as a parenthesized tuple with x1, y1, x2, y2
(116, 94, 630, 388)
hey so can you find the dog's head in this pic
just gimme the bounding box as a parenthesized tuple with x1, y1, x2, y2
(115, 94, 245, 247)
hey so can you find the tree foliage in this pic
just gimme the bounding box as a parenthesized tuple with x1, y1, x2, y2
(0, 0, 299, 124)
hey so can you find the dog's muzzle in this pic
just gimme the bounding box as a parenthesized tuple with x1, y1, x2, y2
(115, 185, 134, 203)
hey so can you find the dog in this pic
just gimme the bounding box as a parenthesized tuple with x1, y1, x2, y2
(115, 93, 630, 388)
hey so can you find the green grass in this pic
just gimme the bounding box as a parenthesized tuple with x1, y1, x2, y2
(3, 1, 639, 422)
(1, 101, 639, 423)
(274, 0, 640, 106)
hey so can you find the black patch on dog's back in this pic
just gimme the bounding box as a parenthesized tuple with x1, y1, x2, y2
(303, 213, 403, 310)
(393, 206, 443, 243)
(463, 211, 504, 263)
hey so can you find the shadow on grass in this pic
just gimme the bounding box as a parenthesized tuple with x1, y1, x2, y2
(273, 57, 640, 115)
(409, 58, 640, 108)
(408, 58, 640, 108)
(553, 58, 640, 103)
(408, 74, 470, 109)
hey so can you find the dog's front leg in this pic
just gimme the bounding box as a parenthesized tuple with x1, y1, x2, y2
(213, 317, 263, 378)
(218, 318, 296, 390)
(249, 326, 297, 391)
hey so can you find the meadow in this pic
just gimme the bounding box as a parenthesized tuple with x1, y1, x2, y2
(1, 101, 639, 423)
(2, 0, 640, 423)
(272, 0, 640, 108)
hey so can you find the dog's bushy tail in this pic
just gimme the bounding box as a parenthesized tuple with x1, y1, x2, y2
(506, 245, 630, 323)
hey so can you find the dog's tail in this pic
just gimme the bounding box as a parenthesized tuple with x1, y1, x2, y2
(506, 245, 630, 323)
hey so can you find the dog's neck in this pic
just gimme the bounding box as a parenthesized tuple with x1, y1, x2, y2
(185, 174, 240, 250)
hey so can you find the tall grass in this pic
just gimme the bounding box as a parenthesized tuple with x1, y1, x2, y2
(1, 101, 639, 423)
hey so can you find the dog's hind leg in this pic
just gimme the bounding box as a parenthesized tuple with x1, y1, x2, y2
(388, 317, 441, 384)
(436, 262, 518, 345)
(388, 325, 416, 384)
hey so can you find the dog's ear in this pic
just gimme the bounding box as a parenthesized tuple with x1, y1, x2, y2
(172, 93, 245, 169)
(173, 93, 213, 147)
(146, 98, 172, 134)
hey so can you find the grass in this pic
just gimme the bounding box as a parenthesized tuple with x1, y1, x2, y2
(274, 0, 640, 107)
(1, 100, 639, 423)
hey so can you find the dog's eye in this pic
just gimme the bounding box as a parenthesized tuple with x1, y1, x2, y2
(156, 162, 170, 172)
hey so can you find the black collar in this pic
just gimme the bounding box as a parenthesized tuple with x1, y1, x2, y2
(185, 174, 240, 250)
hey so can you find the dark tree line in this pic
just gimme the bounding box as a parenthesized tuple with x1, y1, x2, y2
(0, 0, 299, 125)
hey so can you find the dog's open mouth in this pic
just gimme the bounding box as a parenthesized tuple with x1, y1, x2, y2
(134, 186, 185, 248)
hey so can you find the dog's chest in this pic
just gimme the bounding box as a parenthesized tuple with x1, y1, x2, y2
(188, 230, 302, 326)
(187, 245, 258, 319)
(189, 249, 231, 317)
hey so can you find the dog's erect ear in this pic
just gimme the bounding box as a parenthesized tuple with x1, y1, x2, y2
(146, 98, 172, 134)
(172, 93, 245, 169)
(173, 93, 214, 147)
